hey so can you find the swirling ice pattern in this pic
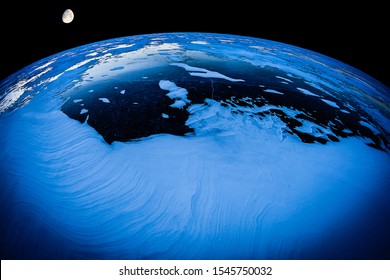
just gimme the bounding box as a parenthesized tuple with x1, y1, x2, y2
(1, 88, 390, 259)
(1, 33, 390, 260)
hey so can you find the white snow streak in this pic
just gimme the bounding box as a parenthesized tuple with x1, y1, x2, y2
(264, 89, 284, 95)
(99, 98, 110, 103)
(297, 87, 320, 97)
(321, 99, 340, 108)
(171, 62, 245, 82)
(276, 75, 293, 83)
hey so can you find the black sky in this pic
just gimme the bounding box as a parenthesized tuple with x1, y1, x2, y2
(1, 1, 388, 88)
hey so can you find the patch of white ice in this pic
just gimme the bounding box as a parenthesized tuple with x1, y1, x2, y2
(67, 57, 99, 71)
(297, 87, 320, 97)
(321, 99, 340, 108)
(190, 41, 209, 45)
(276, 75, 293, 83)
(295, 119, 336, 140)
(344, 103, 356, 111)
(159, 80, 190, 109)
(359, 120, 381, 134)
(264, 89, 284, 95)
(99, 98, 110, 103)
(86, 52, 99, 57)
(108, 43, 135, 50)
(0, 66, 52, 114)
(170, 62, 245, 82)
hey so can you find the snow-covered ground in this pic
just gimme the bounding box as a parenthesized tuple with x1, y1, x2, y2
(1, 88, 389, 259)
(1, 32, 389, 259)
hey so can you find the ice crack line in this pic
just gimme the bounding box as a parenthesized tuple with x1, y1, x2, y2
(210, 79, 214, 100)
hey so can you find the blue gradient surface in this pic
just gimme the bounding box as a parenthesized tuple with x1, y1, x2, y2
(1, 33, 389, 259)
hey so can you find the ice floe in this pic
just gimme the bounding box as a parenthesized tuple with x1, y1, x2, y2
(321, 99, 340, 108)
(159, 80, 190, 109)
(99, 98, 110, 103)
(170, 62, 245, 82)
(297, 87, 320, 97)
(264, 89, 284, 95)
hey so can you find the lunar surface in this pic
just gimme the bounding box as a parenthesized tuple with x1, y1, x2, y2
(62, 9, 74, 24)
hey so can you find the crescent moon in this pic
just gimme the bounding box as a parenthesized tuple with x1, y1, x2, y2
(62, 9, 74, 24)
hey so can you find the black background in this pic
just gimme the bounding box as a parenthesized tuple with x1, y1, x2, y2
(1, 1, 388, 88)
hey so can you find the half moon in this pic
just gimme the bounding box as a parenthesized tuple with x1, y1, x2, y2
(62, 9, 74, 24)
